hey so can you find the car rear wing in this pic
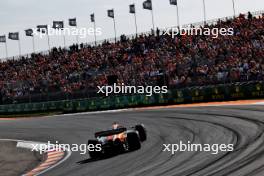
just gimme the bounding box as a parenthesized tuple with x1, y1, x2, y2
(95, 127, 127, 138)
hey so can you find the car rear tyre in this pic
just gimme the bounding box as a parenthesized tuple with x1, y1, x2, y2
(127, 132, 141, 151)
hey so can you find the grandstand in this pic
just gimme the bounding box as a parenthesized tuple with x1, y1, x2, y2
(0, 11, 263, 105)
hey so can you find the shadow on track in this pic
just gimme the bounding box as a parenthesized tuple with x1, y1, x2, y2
(76, 150, 135, 165)
(77, 158, 100, 164)
(76, 155, 117, 165)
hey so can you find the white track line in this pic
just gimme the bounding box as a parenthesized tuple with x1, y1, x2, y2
(253, 102, 264, 105)
(53, 108, 132, 117)
(53, 101, 264, 117)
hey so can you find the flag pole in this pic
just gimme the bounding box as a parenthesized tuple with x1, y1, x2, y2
(232, 0, 236, 17)
(5, 42, 8, 58)
(134, 9, 138, 36)
(151, 8, 155, 31)
(202, 0, 207, 25)
(18, 39, 21, 56)
(113, 17, 117, 43)
(47, 34, 51, 50)
(76, 32, 79, 44)
(63, 21, 66, 48)
(76, 24, 79, 45)
(93, 20, 97, 46)
(47, 27, 51, 50)
(176, 2, 180, 28)
(63, 35, 66, 48)
(32, 35, 35, 53)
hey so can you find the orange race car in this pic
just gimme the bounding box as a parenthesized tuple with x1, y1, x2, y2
(88, 124, 146, 159)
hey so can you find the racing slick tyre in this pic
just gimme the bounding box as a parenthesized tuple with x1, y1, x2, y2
(127, 132, 141, 151)
(88, 140, 102, 159)
(135, 125, 147, 141)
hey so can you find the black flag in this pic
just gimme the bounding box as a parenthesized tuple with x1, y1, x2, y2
(37, 25, 48, 33)
(53, 21, 64, 29)
(170, 0, 177, 5)
(8, 32, 19, 40)
(69, 18, 77, 26)
(107, 9, 114, 18)
(90, 14, 95, 22)
(25, 29, 33, 36)
(143, 0, 152, 10)
(0, 35, 6, 43)
(129, 4, 135, 13)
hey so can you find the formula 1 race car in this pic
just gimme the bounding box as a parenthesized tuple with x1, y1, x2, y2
(88, 124, 146, 159)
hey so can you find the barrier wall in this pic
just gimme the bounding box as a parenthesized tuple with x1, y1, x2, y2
(0, 82, 263, 115)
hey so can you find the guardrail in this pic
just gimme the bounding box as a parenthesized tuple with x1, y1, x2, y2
(0, 81, 263, 115)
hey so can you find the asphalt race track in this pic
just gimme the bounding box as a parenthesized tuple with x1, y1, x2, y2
(1, 105, 264, 176)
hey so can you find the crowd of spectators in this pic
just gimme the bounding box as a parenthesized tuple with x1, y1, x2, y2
(0, 12, 263, 103)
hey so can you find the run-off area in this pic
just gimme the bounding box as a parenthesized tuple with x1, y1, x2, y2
(0, 141, 43, 176)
